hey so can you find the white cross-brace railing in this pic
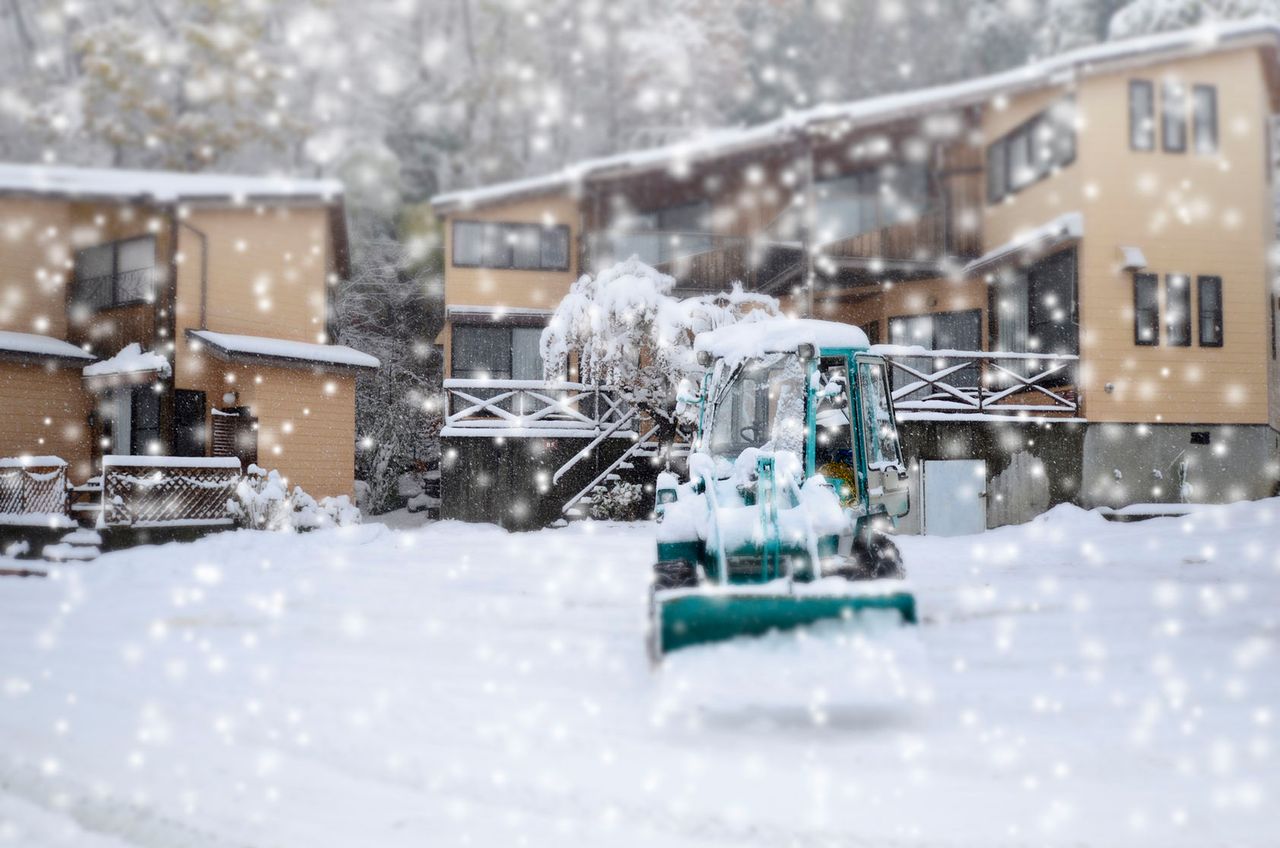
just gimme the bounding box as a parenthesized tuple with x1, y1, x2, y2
(442, 379, 638, 438)
(874, 348, 1080, 416)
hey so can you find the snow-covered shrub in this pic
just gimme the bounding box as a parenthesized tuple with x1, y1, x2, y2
(228, 465, 362, 532)
(588, 480, 648, 522)
(228, 465, 294, 531)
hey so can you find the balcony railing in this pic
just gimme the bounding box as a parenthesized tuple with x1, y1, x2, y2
(72, 267, 155, 312)
(873, 347, 1080, 419)
(441, 380, 638, 438)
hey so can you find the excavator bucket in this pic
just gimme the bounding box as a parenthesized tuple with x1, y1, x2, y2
(651, 585, 917, 658)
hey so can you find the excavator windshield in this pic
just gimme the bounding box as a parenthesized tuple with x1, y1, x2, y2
(704, 353, 806, 461)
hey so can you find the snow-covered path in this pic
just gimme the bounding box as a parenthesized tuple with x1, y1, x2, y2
(0, 502, 1276, 847)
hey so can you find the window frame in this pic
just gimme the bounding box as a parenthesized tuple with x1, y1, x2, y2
(1161, 80, 1188, 154)
(72, 235, 157, 312)
(450, 321, 548, 381)
(986, 96, 1076, 204)
(1129, 80, 1156, 152)
(1165, 274, 1191, 346)
(1192, 85, 1218, 155)
(450, 220, 572, 272)
(1133, 273, 1159, 346)
(1196, 275, 1224, 348)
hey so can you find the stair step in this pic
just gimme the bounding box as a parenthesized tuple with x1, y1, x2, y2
(70, 502, 102, 512)
(43, 544, 100, 562)
(61, 529, 102, 545)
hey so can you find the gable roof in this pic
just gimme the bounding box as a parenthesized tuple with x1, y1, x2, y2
(0, 162, 342, 203)
(432, 19, 1280, 213)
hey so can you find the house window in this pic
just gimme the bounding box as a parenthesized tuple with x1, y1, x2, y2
(1197, 276, 1223, 347)
(1130, 80, 1155, 151)
(451, 221, 571, 271)
(1027, 249, 1078, 356)
(609, 201, 714, 265)
(1162, 81, 1187, 153)
(888, 309, 982, 389)
(862, 320, 881, 346)
(815, 164, 928, 241)
(1134, 273, 1159, 345)
(1192, 85, 1218, 154)
(73, 236, 156, 312)
(1165, 274, 1191, 346)
(986, 140, 1007, 203)
(451, 324, 545, 381)
(986, 97, 1076, 203)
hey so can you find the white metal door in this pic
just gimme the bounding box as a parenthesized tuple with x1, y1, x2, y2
(922, 459, 987, 536)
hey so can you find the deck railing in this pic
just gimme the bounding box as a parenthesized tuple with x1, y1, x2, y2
(441, 380, 638, 438)
(0, 457, 73, 528)
(101, 456, 242, 528)
(873, 347, 1080, 418)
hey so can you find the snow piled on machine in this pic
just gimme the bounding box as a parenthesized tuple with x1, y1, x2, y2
(694, 317, 870, 364)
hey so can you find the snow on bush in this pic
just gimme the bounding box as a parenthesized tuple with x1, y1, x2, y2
(228, 465, 362, 532)
(540, 257, 780, 427)
(587, 479, 648, 522)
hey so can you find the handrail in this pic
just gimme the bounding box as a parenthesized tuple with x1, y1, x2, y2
(876, 348, 1081, 417)
(442, 379, 638, 436)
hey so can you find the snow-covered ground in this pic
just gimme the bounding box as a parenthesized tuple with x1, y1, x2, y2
(0, 501, 1276, 847)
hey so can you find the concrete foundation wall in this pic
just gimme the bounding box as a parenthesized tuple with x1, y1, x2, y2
(895, 420, 1086, 534)
(1081, 423, 1280, 508)
(440, 435, 638, 530)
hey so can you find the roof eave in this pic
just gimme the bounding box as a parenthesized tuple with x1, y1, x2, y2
(185, 329, 378, 373)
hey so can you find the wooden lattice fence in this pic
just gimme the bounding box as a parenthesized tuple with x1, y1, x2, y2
(102, 456, 242, 528)
(0, 457, 71, 526)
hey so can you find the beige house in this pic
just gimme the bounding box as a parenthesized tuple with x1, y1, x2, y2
(431, 22, 1280, 529)
(0, 164, 376, 498)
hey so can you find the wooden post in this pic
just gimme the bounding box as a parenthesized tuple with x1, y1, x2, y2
(801, 136, 816, 319)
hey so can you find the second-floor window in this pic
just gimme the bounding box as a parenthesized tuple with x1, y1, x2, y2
(987, 97, 1076, 203)
(452, 221, 570, 271)
(73, 236, 155, 312)
(1130, 79, 1217, 155)
(815, 164, 928, 242)
(608, 201, 713, 266)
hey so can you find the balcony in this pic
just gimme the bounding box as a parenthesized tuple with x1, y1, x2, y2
(874, 347, 1081, 420)
(586, 205, 981, 295)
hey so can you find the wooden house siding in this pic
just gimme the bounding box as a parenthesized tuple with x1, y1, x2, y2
(0, 360, 93, 480)
(0, 198, 73, 338)
(1069, 47, 1273, 425)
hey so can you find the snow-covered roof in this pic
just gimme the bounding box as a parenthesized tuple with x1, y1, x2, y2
(82, 343, 171, 379)
(0, 162, 343, 203)
(0, 330, 95, 363)
(964, 212, 1084, 275)
(187, 329, 379, 370)
(432, 20, 1280, 212)
(695, 318, 870, 362)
